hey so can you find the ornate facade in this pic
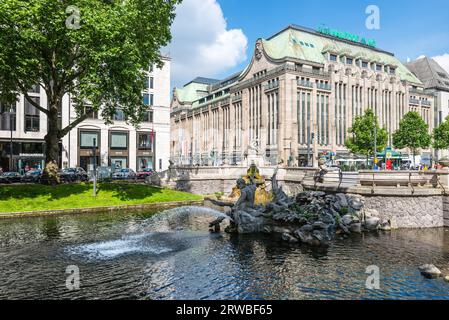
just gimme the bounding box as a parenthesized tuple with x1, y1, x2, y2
(170, 25, 434, 167)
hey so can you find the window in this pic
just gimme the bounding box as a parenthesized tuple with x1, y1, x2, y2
(329, 54, 337, 61)
(111, 157, 127, 170)
(114, 108, 125, 121)
(346, 57, 353, 65)
(138, 132, 154, 150)
(149, 77, 154, 89)
(80, 131, 99, 149)
(22, 143, 43, 154)
(376, 64, 382, 71)
(389, 67, 396, 75)
(144, 76, 149, 90)
(24, 97, 40, 132)
(143, 93, 154, 106)
(0, 103, 16, 131)
(143, 109, 153, 123)
(362, 61, 368, 68)
(138, 157, 153, 171)
(83, 106, 98, 119)
(110, 132, 128, 150)
(28, 84, 40, 94)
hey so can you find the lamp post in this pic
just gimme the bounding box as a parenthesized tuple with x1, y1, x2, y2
(92, 138, 97, 197)
(9, 107, 15, 172)
(373, 120, 377, 170)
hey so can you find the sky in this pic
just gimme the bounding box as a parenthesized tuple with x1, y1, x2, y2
(167, 0, 449, 89)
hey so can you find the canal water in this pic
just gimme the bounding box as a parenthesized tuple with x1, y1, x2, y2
(0, 206, 449, 300)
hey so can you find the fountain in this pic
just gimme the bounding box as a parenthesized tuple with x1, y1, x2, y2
(211, 166, 387, 247)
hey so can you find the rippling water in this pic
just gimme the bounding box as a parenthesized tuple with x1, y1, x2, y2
(0, 206, 449, 300)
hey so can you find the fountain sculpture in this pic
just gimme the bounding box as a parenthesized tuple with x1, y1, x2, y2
(212, 166, 388, 247)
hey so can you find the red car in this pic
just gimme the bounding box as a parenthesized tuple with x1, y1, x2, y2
(136, 168, 155, 179)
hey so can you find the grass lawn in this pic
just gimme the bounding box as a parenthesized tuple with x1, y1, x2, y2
(0, 183, 203, 213)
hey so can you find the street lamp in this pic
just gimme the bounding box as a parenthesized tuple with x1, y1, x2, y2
(373, 120, 377, 170)
(9, 107, 15, 172)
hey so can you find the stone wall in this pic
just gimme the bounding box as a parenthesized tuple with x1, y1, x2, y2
(360, 195, 444, 228)
(443, 197, 449, 227)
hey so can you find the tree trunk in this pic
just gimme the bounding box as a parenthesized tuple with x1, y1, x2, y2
(42, 102, 61, 185)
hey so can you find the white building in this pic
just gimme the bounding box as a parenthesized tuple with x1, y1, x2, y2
(0, 57, 171, 173)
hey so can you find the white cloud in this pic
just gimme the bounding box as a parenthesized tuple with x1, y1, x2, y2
(168, 0, 248, 88)
(432, 53, 449, 74)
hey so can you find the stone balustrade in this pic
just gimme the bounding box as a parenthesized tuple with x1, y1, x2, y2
(358, 170, 449, 188)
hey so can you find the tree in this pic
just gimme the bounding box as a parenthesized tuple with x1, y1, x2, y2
(432, 116, 449, 158)
(393, 111, 431, 166)
(345, 109, 388, 162)
(0, 0, 180, 182)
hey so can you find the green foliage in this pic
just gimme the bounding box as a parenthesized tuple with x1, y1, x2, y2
(433, 116, 449, 151)
(214, 192, 225, 200)
(0, 0, 180, 166)
(393, 111, 431, 156)
(0, 183, 203, 213)
(345, 109, 388, 157)
(339, 207, 349, 215)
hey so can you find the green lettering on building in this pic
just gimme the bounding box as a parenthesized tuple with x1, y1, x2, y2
(317, 26, 376, 48)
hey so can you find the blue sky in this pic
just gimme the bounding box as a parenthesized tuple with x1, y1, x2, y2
(217, 0, 449, 75)
(169, 0, 449, 87)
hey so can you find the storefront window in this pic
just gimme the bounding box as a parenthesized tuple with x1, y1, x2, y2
(110, 132, 128, 150)
(110, 157, 127, 170)
(138, 133, 154, 150)
(22, 143, 43, 154)
(80, 131, 99, 149)
(138, 157, 153, 171)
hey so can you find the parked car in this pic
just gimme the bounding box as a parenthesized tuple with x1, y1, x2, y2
(136, 168, 155, 180)
(22, 170, 42, 183)
(60, 167, 89, 182)
(112, 168, 137, 180)
(0, 172, 23, 184)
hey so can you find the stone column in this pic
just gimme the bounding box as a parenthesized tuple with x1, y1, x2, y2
(290, 76, 299, 163)
(241, 89, 250, 163)
(283, 73, 295, 166)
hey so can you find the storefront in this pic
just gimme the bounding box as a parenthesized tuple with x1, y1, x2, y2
(78, 130, 101, 171)
(136, 131, 155, 171)
(109, 131, 129, 170)
(0, 140, 64, 173)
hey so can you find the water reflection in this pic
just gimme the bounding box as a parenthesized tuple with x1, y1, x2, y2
(0, 207, 449, 300)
